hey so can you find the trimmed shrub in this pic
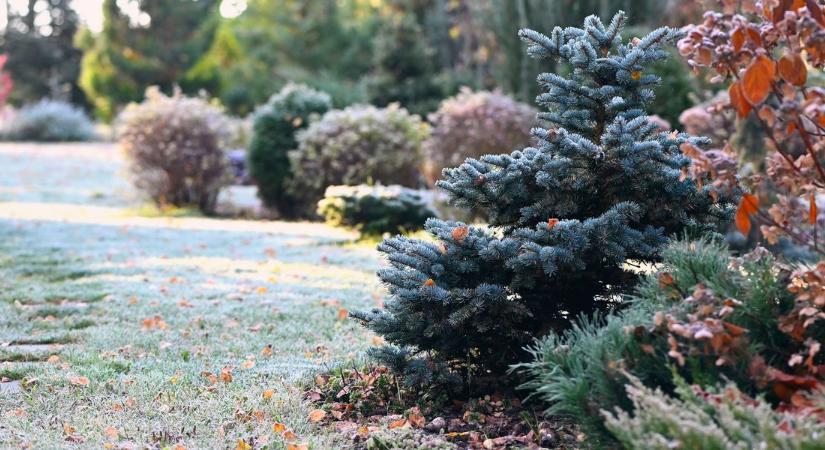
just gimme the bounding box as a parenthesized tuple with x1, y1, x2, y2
(247, 83, 332, 218)
(0, 99, 95, 142)
(422, 88, 536, 185)
(604, 375, 825, 450)
(118, 88, 231, 214)
(317, 185, 435, 236)
(288, 104, 429, 217)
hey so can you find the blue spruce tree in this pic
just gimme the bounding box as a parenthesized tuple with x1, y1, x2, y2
(352, 12, 736, 388)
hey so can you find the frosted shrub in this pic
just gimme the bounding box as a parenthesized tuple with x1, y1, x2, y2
(0, 99, 95, 142)
(317, 184, 435, 236)
(603, 375, 825, 450)
(288, 104, 429, 216)
(118, 88, 231, 213)
(423, 88, 536, 185)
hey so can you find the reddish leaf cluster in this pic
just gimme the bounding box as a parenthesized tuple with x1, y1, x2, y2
(0, 55, 12, 110)
(652, 284, 748, 367)
(650, 277, 825, 418)
(678, 0, 825, 252)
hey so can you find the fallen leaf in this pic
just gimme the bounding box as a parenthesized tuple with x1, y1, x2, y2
(104, 426, 118, 440)
(263, 389, 274, 399)
(388, 419, 407, 429)
(273, 422, 286, 433)
(337, 308, 348, 321)
(287, 444, 309, 450)
(451, 226, 469, 243)
(220, 366, 233, 383)
(308, 409, 327, 422)
(235, 439, 252, 450)
(68, 376, 89, 387)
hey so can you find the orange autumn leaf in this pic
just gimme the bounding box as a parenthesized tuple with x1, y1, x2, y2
(337, 308, 348, 321)
(451, 225, 469, 243)
(731, 27, 745, 52)
(263, 389, 274, 399)
(408, 413, 426, 428)
(287, 444, 309, 450)
(547, 218, 560, 230)
(104, 426, 119, 440)
(273, 422, 287, 433)
(282, 430, 297, 441)
(810, 193, 818, 225)
(308, 409, 327, 422)
(735, 194, 759, 235)
(388, 418, 407, 429)
(741, 55, 775, 106)
(68, 375, 90, 386)
(630, 71, 642, 80)
(778, 53, 807, 86)
(729, 82, 752, 118)
(423, 278, 435, 288)
(235, 439, 252, 450)
(219, 366, 233, 383)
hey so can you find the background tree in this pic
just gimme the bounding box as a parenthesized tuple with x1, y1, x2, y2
(366, 0, 450, 116)
(353, 11, 735, 391)
(0, 0, 84, 106)
(78, 0, 220, 120)
(189, 0, 377, 113)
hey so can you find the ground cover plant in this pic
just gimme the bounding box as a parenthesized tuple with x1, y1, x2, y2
(118, 88, 232, 214)
(351, 11, 736, 394)
(248, 83, 332, 218)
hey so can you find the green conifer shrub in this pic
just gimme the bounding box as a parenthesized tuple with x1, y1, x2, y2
(351, 12, 734, 390)
(288, 104, 429, 217)
(247, 83, 331, 218)
(318, 185, 435, 236)
(603, 375, 825, 450)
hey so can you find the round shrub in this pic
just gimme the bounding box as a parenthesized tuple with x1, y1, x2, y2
(422, 88, 536, 185)
(288, 104, 429, 216)
(317, 184, 436, 236)
(0, 99, 95, 142)
(117, 88, 231, 214)
(247, 83, 331, 218)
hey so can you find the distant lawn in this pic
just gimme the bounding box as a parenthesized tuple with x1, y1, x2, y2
(0, 143, 384, 449)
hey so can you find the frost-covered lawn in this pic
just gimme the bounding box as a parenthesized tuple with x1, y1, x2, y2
(0, 143, 383, 449)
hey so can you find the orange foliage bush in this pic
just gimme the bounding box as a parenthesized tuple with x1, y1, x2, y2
(678, 0, 825, 253)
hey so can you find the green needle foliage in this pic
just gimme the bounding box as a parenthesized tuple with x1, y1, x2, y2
(247, 83, 331, 218)
(352, 11, 735, 391)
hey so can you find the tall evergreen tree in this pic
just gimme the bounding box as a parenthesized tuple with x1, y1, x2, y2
(0, 0, 84, 106)
(78, 0, 219, 120)
(352, 11, 735, 388)
(366, 0, 446, 116)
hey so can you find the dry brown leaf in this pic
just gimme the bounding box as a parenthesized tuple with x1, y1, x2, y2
(68, 376, 89, 387)
(308, 409, 327, 423)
